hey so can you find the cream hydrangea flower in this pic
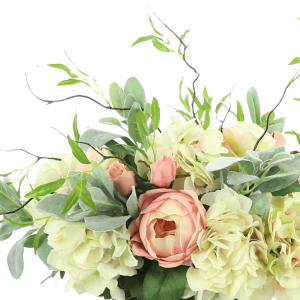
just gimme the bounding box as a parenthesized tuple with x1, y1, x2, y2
(186, 186, 268, 300)
(266, 193, 300, 291)
(25, 153, 80, 228)
(44, 219, 142, 300)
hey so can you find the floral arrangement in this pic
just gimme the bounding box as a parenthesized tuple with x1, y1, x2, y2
(2, 12, 300, 300)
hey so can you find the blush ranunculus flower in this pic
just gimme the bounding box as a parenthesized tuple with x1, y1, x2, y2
(129, 189, 206, 268)
(223, 121, 278, 157)
(106, 161, 137, 196)
(150, 155, 180, 188)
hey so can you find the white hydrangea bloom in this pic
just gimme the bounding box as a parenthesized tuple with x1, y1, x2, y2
(44, 220, 142, 300)
(186, 187, 268, 300)
(25, 153, 80, 228)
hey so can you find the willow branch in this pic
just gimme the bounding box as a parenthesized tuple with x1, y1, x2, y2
(76, 141, 151, 183)
(25, 74, 130, 111)
(154, 13, 200, 125)
(0, 198, 34, 216)
(0, 149, 62, 161)
(253, 74, 300, 151)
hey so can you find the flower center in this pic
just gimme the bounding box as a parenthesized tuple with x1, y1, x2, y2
(154, 219, 177, 238)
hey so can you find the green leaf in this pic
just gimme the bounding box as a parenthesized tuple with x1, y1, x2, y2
(285, 130, 300, 145)
(0, 221, 22, 237)
(40, 271, 59, 285)
(151, 97, 160, 131)
(257, 146, 286, 162)
(61, 185, 80, 214)
(293, 98, 300, 102)
(247, 87, 261, 125)
(0, 171, 13, 177)
(203, 104, 211, 130)
(33, 222, 48, 254)
(73, 112, 80, 141)
(127, 187, 139, 219)
(272, 180, 300, 196)
(123, 94, 138, 119)
(80, 185, 97, 213)
(289, 57, 300, 65)
(7, 229, 36, 279)
(57, 79, 91, 87)
(99, 117, 123, 129)
(144, 262, 188, 300)
(25, 179, 65, 199)
(37, 232, 57, 270)
(128, 102, 143, 143)
(236, 101, 245, 121)
(215, 94, 230, 115)
(36, 194, 69, 221)
(132, 35, 161, 47)
(124, 77, 146, 108)
(144, 102, 152, 122)
(227, 172, 258, 185)
(68, 135, 90, 164)
(249, 194, 271, 217)
(152, 38, 171, 52)
(206, 157, 249, 172)
(148, 14, 163, 36)
(261, 111, 275, 124)
(0, 233, 12, 241)
(177, 30, 190, 55)
(127, 146, 148, 160)
(92, 165, 115, 200)
(47, 64, 78, 78)
(174, 110, 191, 121)
(79, 129, 125, 151)
(106, 141, 135, 156)
(84, 215, 131, 232)
(187, 88, 202, 112)
(136, 109, 149, 136)
(109, 82, 126, 117)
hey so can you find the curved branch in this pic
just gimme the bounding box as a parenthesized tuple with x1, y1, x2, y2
(154, 14, 200, 125)
(253, 74, 300, 151)
(25, 74, 130, 111)
(0, 148, 62, 161)
(0, 198, 34, 216)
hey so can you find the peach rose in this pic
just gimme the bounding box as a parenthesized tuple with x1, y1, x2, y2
(106, 161, 137, 196)
(129, 189, 206, 268)
(150, 155, 180, 188)
(273, 131, 287, 147)
(223, 121, 279, 157)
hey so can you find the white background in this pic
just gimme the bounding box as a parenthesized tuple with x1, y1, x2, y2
(1, 1, 300, 299)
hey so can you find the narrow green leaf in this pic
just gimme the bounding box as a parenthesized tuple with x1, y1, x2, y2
(80, 186, 97, 213)
(215, 94, 230, 115)
(126, 187, 139, 219)
(0, 172, 13, 177)
(187, 88, 202, 111)
(272, 180, 300, 196)
(293, 98, 300, 102)
(68, 135, 90, 164)
(61, 186, 80, 214)
(128, 102, 142, 143)
(48, 64, 78, 78)
(236, 101, 245, 121)
(25, 179, 65, 198)
(247, 87, 261, 124)
(144, 102, 152, 122)
(148, 14, 163, 36)
(99, 117, 123, 129)
(180, 30, 190, 40)
(127, 146, 148, 160)
(285, 130, 300, 145)
(289, 57, 300, 65)
(64, 51, 90, 77)
(261, 111, 275, 124)
(73, 112, 80, 141)
(151, 97, 160, 131)
(152, 38, 170, 52)
(132, 35, 160, 47)
(135, 109, 149, 136)
(57, 79, 91, 87)
(33, 222, 48, 254)
(203, 106, 211, 130)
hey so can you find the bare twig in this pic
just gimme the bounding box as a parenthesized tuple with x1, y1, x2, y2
(154, 13, 200, 125)
(221, 83, 237, 132)
(25, 74, 130, 111)
(0, 148, 62, 161)
(253, 74, 300, 151)
(0, 198, 34, 216)
(76, 141, 151, 183)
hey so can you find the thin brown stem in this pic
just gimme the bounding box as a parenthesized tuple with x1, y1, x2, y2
(0, 198, 34, 216)
(253, 74, 300, 151)
(154, 13, 200, 125)
(0, 148, 62, 161)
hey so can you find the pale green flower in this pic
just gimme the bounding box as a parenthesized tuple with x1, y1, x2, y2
(44, 220, 142, 300)
(186, 187, 268, 300)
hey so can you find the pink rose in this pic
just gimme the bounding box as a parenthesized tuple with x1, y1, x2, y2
(150, 155, 180, 188)
(273, 131, 287, 147)
(106, 161, 137, 196)
(129, 189, 206, 268)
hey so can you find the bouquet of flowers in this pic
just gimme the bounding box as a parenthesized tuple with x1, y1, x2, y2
(2, 12, 300, 300)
